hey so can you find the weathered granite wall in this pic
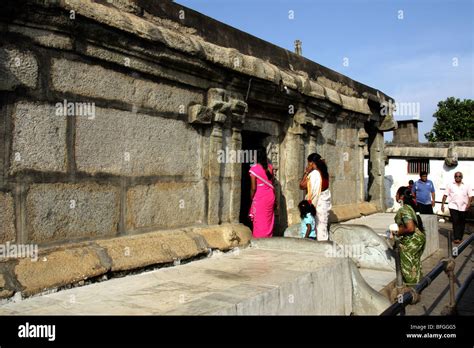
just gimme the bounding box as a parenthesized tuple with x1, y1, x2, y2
(0, 0, 394, 298)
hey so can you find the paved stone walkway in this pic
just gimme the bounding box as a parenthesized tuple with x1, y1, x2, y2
(405, 222, 473, 315)
(0, 243, 358, 315)
(3, 215, 468, 315)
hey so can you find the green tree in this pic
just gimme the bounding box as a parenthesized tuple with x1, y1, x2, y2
(425, 97, 474, 142)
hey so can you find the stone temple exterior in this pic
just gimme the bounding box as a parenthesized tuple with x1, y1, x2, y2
(0, 0, 396, 298)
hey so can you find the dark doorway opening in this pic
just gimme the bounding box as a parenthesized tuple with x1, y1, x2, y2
(239, 131, 268, 229)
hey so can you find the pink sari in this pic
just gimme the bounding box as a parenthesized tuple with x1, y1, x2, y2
(249, 164, 275, 238)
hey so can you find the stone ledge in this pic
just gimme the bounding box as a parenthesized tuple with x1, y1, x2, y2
(358, 202, 379, 216)
(329, 203, 380, 223)
(191, 224, 252, 250)
(0, 223, 251, 299)
(330, 204, 361, 223)
(0, 274, 14, 298)
(96, 229, 208, 272)
(44, 0, 378, 115)
(7, 24, 73, 50)
(14, 246, 108, 297)
(385, 145, 474, 159)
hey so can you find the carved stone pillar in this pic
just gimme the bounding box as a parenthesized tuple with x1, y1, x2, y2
(281, 133, 304, 226)
(228, 127, 242, 223)
(208, 122, 223, 225)
(228, 99, 247, 224)
(366, 107, 396, 210)
(188, 88, 247, 225)
(280, 106, 315, 226)
(367, 126, 386, 210)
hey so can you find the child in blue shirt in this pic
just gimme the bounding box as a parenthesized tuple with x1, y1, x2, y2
(298, 200, 317, 239)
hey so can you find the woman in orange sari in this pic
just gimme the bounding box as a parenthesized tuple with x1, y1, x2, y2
(249, 148, 275, 238)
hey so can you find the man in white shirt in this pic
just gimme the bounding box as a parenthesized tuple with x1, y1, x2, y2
(441, 172, 474, 244)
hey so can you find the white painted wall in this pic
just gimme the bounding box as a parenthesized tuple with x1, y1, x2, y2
(383, 159, 474, 214)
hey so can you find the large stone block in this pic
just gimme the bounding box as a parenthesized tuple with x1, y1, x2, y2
(8, 25, 73, 50)
(329, 204, 361, 223)
(126, 181, 205, 230)
(0, 192, 16, 244)
(75, 107, 201, 176)
(26, 183, 120, 243)
(0, 273, 14, 299)
(191, 224, 252, 251)
(0, 46, 38, 91)
(331, 180, 357, 206)
(97, 229, 208, 272)
(83, 43, 212, 91)
(358, 202, 379, 216)
(51, 58, 203, 113)
(340, 94, 371, 115)
(14, 247, 109, 296)
(10, 102, 67, 174)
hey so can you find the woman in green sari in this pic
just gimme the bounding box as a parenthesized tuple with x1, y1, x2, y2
(394, 186, 426, 286)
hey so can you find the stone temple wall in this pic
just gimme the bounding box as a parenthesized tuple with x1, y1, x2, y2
(0, 0, 395, 298)
(1, 42, 208, 246)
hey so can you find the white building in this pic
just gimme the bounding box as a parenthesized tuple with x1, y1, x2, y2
(380, 120, 474, 215)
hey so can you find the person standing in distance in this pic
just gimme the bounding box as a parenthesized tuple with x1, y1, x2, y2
(412, 171, 435, 214)
(441, 172, 474, 244)
(408, 180, 416, 204)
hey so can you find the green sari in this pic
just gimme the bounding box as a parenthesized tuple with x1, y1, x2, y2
(394, 204, 426, 286)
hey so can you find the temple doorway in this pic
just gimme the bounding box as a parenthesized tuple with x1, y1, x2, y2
(239, 130, 269, 229)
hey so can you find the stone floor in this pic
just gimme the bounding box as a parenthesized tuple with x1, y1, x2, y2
(1, 216, 470, 316)
(0, 244, 357, 315)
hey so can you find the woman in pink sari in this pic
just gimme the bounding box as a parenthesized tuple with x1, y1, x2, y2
(249, 148, 275, 238)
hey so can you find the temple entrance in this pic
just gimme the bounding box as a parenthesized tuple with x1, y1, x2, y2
(239, 130, 269, 229)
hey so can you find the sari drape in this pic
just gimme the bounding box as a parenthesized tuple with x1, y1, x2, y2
(395, 204, 426, 286)
(306, 170, 332, 241)
(249, 164, 275, 238)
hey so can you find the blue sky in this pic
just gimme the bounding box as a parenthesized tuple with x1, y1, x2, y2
(176, 0, 474, 141)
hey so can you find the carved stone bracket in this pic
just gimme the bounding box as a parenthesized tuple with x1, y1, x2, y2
(188, 104, 213, 124)
(288, 105, 323, 135)
(376, 99, 397, 132)
(188, 88, 247, 126)
(377, 113, 397, 132)
(358, 128, 369, 147)
(445, 143, 459, 167)
(358, 127, 369, 156)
